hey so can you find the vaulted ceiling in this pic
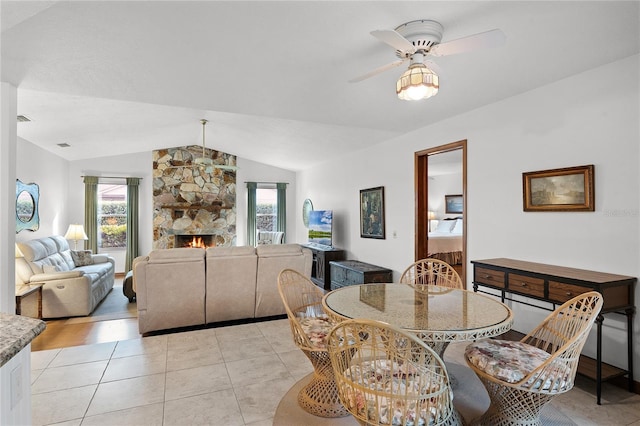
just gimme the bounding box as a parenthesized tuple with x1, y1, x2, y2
(2, 1, 638, 171)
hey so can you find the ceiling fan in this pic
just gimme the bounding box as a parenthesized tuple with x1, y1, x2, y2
(351, 20, 506, 100)
(165, 119, 238, 173)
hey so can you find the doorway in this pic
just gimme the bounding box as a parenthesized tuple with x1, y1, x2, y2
(415, 140, 467, 284)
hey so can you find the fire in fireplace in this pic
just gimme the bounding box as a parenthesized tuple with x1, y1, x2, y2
(175, 234, 215, 248)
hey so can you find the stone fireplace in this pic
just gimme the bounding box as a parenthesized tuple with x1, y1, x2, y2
(152, 145, 237, 249)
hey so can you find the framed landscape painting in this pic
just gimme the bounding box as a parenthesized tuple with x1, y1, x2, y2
(360, 186, 385, 239)
(445, 194, 463, 214)
(523, 164, 594, 211)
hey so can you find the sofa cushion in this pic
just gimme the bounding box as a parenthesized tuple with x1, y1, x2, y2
(43, 265, 61, 273)
(341, 359, 450, 425)
(298, 315, 336, 349)
(256, 243, 303, 257)
(71, 250, 94, 266)
(206, 246, 256, 257)
(465, 339, 569, 391)
(148, 247, 205, 263)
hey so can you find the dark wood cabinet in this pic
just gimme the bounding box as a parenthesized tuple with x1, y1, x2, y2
(302, 245, 345, 290)
(471, 257, 636, 405)
(330, 260, 393, 291)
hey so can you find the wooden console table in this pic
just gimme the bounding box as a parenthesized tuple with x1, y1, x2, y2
(471, 258, 636, 404)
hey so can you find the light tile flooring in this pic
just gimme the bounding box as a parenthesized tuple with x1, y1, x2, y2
(31, 319, 640, 426)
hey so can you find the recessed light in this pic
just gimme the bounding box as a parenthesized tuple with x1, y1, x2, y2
(57, 143, 71, 148)
(17, 115, 32, 122)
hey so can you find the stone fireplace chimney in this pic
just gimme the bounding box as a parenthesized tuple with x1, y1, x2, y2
(152, 145, 237, 249)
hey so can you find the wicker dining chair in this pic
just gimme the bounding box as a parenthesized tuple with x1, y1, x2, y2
(326, 318, 464, 426)
(399, 258, 463, 359)
(464, 291, 603, 426)
(400, 258, 463, 289)
(277, 268, 349, 418)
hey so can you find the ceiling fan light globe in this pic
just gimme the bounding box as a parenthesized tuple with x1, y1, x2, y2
(396, 64, 439, 101)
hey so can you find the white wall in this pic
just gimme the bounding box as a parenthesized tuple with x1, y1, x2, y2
(296, 55, 640, 377)
(15, 138, 69, 243)
(68, 152, 153, 273)
(428, 172, 463, 220)
(236, 158, 297, 246)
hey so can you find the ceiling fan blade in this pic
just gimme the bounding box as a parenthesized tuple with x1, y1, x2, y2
(424, 60, 443, 76)
(371, 29, 416, 55)
(349, 59, 407, 83)
(430, 28, 506, 57)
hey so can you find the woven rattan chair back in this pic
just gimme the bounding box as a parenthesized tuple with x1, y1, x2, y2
(466, 291, 603, 426)
(277, 268, 349, 418)
(326, 318, 463, 426)
(399, 259, 463, 359)
(400, 258, 463, 290)
(277, 268, 326, 350)
(518, 290, 603, 392)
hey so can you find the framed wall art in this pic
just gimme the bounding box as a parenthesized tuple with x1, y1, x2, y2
(360, 186, 385, 239)
(445, 194, 463, 214)
(523, 164, 594, 212)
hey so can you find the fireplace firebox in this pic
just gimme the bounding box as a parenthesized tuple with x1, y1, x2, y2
(175, 234, 215, 248)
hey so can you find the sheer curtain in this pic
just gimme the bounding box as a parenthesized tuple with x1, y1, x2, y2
(83, 176, 99, 253)
(276, 183, 287, 242)
(246, 182, 257, 247)
(125, 177, 140, 272)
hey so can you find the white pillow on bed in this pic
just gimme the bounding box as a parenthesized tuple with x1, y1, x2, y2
(435, 220, 455, 233)
(451, 219, 463, 234)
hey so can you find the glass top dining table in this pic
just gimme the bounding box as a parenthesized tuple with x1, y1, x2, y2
(322, 283, 513, 342)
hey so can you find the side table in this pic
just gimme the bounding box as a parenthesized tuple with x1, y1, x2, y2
(15, 283, 45, 318)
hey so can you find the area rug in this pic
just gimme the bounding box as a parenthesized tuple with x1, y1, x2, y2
(65, 283, 137, 324)
(273, 360, 577, 425)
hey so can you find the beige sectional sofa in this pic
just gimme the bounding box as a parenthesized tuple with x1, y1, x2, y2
(16, 236, 115, 318)
(133, 243, 312, 334)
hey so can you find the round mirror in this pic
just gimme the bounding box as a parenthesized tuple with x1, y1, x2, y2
(302, 198, 313, 228)
(17, 190, 35, 222)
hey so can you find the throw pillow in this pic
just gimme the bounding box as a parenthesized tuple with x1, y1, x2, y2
(71, 250, 93, 267)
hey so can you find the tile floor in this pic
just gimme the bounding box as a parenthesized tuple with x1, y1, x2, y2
(31, 318, 640, 426)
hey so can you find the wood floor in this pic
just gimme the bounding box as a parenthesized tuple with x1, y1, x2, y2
(31, 317, 140, 351)
(31, 277, 141, 351)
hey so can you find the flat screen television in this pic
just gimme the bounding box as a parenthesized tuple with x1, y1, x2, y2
(308, 210, 333, 247)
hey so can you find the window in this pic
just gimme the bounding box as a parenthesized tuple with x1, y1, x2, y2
(97, 184, 127, 251)
(247, 181, 287, 246)
(256, 186, 277, 232)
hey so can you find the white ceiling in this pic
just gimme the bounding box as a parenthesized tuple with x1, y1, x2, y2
(2, 1, 639, 171)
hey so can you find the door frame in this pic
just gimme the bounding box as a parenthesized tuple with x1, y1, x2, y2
(415, 140, 467, 281)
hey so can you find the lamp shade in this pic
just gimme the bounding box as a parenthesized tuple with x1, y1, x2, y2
(64, 224, 88, 241)
(15, 243, 24, 258)
(428, 211, 436, 220)
(396, 63, 439, 101)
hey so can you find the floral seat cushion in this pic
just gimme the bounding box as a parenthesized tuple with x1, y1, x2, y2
(298, 315, 335, 349)
(465, 339, 570, 391)
(341, 359, 451, 426)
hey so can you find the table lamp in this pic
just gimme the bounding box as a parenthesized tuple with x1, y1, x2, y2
(428, 211, 436, 232)
(64, 224, 88, 250)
